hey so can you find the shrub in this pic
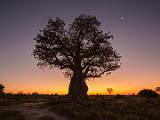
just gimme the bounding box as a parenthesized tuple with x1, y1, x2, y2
(0, 84, 5, 95)
(155, 86, 160, 93)
(137, 89, 158, 98)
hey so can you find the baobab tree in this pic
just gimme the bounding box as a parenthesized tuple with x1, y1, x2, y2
(33, 14, 121, 103)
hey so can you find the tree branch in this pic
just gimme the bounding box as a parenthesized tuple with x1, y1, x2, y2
(86, 70, 111, 78)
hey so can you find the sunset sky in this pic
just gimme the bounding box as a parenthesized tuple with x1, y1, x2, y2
(0, 0, 160, 95)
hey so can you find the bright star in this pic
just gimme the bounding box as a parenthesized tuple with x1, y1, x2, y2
(121, 16, 125, 20)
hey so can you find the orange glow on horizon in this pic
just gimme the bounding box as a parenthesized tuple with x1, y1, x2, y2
(2, 62, 160, 96)
(4, 88, 148, 95)
(4, 78, 157, 95)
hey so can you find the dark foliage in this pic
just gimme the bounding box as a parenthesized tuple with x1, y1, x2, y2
(137, 89, 159, 97)
(33, 14, 121, 79)
(155, 86, 160, 93)
(0, 84, 5, 95)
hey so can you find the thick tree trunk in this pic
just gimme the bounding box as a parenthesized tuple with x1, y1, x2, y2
(68, 73, 88, 103)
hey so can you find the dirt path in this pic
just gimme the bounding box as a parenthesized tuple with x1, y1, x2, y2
(0, 102, 69, 120)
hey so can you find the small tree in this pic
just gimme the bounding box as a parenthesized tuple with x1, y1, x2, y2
(0, 84, 5, 95)
(33, 14, 121, 103)
(106, 88, 113, 95)
(155, 86, 160, 93)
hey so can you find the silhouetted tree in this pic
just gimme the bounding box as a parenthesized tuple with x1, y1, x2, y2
(137, 89, 158, 98)
(33, 14, 121, 103)
(155, 86, 160, 93)
(0, 84, 5, 95)
(106, 88, 113, 95)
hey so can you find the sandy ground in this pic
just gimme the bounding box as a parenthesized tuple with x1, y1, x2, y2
(0, 102, 69, 120)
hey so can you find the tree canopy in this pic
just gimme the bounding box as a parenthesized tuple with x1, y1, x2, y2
(33, 15, 121, 78)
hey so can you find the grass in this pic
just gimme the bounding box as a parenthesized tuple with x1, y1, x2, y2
(39, 115, 56, 120)
(1, 94, 160, 120)
(0, 94, 51, 106)
(0, 110, 25, 120)
(45, 96, 160, 120)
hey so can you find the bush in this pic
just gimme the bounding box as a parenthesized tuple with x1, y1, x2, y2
(137, 89, 158, 98)
(0, 84, 5, 96)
